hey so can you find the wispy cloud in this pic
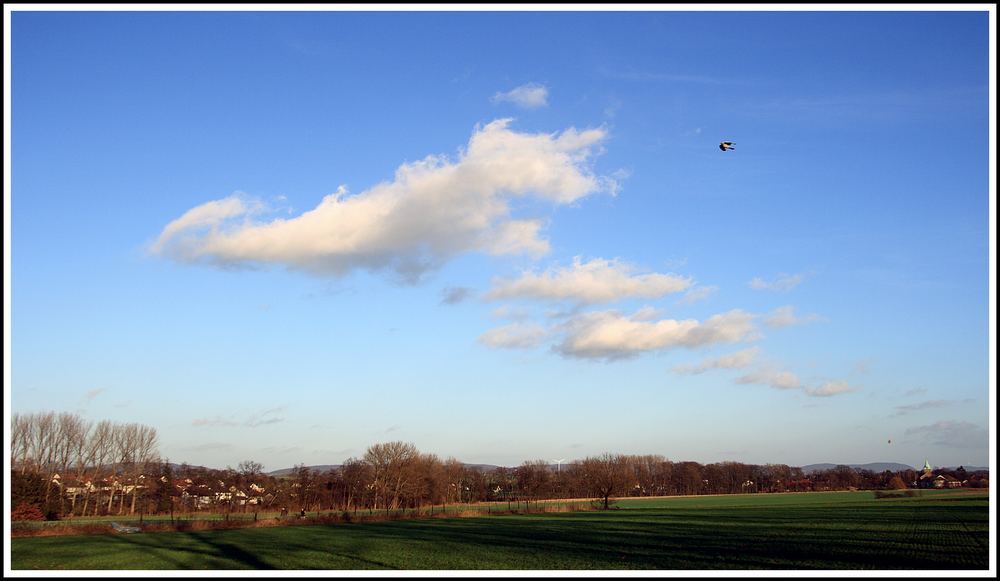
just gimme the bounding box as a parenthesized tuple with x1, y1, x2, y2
(152, 119, 615, 283)
(486, 257, 692, 305)
(491, 83, 549, 108)
(673, 347, 760, 375)
(893, 399, 974, 416)
(736, 366, 802, 390)
(905, 421, 988, 449)
(193, 407, 286, 429)
(904, 387, 928, 397)
(763, 305, 824, 329)
(736, 367, 857, 398)
(805, 380, 856, 398)
(749, 272, 806, 292)
(478, 322, 549, 349)
(84, 388, 106, 401)
(598, 67, 730, 85)
(676, 285, 718, 306)
(441, 286, 474, 305)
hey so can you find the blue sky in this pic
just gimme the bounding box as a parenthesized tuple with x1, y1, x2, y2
(6, 7, 994, 471)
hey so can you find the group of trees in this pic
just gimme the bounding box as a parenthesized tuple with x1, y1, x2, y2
(10, 412, 158, 519)
(11, 413, 989, 521)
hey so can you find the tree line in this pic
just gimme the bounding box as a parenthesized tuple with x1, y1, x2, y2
(9, 412, 989, 520)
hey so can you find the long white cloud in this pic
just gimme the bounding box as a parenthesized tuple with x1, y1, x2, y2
(554, 308, 758, 360)
(152, 119, 613, 281)
(486, 257, 692, 305)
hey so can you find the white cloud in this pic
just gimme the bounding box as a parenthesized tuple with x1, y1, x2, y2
(763, 305, 823, 328)
(736, 366, 802, 390)
(749, 272, 806, 292)
(555, 308, 758, 360)
(486, 257, 692, 305)
(152, 119, 614, 282)
(492, 83, 549, 109)
(905, 420, 988, 448)
(805, 380, 856, 397)
(478, 322, 549, 349)
(673, 347, 760, 375)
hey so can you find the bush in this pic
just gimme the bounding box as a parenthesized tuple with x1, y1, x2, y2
(11, 502, 45, 521)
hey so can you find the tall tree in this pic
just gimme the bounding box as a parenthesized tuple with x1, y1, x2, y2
(581, 453, 630, 509)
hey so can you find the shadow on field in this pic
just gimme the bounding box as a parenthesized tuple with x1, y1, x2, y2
(108, 530, 276, 569)
(276, 505, 988, 570)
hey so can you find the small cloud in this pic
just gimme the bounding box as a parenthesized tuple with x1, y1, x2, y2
(749, 273, 806, 292)
(673, 347, 760, 375)
(194, 407, 285, 428)
(853, 359, 874, 375)
(736, 366, 802, 390)
(905, 420, 987, 449)
(904, 387, 928, 397)
(478, 322, 548, 349)
(491, 305, 533, 320)
(677, 285, 718, 306)
(763, 305, 824, 329)
(84, 388, 106, 401)
(384, 425, 401, 434)
(441, 286, 474, 305)
(192, 416, 241, 428)
(491, 83, 549, 109)
(893, 399, 974, 416)
(805, 380, 856, 398)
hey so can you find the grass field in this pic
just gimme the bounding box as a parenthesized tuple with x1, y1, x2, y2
(9, 490, 990, 570)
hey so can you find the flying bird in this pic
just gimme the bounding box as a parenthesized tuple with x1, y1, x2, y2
(719, 141, 735, 151)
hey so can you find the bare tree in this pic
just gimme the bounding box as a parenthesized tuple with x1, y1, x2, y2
(581, 453, 630, 509)
(340, 457, 371, 513)
(85, 420, 114, 516)
(364, 441, 418, 511)
(129, 424, 159, 514)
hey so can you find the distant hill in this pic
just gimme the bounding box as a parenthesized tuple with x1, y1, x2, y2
(267, 463, 501, 477)
(267, 465, 341, 477)
(800, 462, 915, 474)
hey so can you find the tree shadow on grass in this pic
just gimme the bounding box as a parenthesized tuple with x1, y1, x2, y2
(106, 530, 276, 569)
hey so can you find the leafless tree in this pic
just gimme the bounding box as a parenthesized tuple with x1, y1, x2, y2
(364, 441, 418, 511)
(340, 457, 371, 512)
(581, 453, 630, 509)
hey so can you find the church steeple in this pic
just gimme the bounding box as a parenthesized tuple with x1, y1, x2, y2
(922, 459, 932, 472)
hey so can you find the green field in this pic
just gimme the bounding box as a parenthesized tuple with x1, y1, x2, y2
(9, 490, 989, 570)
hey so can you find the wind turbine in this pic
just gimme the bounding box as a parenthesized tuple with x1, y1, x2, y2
(552, 459, 566, 473)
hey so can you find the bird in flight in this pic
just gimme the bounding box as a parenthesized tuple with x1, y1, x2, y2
(719, 141, 735, 151)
